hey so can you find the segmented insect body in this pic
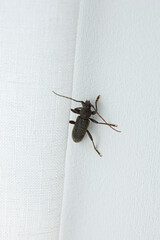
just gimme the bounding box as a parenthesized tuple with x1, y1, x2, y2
(53, 90, 120, 157)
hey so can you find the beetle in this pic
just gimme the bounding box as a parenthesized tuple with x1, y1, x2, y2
(53, 90, 120, 157)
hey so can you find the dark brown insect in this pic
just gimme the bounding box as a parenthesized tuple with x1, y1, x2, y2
(53, 90, 120, 157)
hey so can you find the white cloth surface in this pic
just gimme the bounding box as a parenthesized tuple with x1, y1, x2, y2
(0, 0, 79, 240)
(60, 0, 160, 240)
(1, 0, 160, 240)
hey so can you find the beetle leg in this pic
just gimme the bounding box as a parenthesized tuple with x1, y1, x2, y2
(69, 120, 75, 124)
(71, 108, 81, 114)
(87, 130, 102, 157)
(91, 96, 121, 133)
(91, 95, 100, 115)
(89, 118, 118, 127)
(95, 95, 100, 110)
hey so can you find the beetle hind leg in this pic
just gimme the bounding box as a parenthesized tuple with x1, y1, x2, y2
(87, 130, 102, 157)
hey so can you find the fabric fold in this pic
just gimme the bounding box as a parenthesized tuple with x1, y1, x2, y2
(59, 0, 160, 239)
(0, 1, 80, 240)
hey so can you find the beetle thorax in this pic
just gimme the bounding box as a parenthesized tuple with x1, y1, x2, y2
(80, 100, 92, 119)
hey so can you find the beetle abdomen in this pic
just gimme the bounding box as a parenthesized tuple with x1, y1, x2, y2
(72, 116, 90, 142)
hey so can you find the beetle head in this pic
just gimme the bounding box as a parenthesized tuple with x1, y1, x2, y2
(82, 100, 91, 108)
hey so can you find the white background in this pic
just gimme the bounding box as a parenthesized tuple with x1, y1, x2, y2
(1, 0, 160, 240)
(0, 0, 79, 239)
(60, 0, 160, 240)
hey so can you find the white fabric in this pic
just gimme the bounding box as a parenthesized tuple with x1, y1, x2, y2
(0, 0, 79, 239)
(1, 0, 160, 240)
(60, 0, 160, 240)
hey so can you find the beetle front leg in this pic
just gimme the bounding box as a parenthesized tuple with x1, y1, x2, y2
(92, 95, 100, 115)
(69, 120, 75, 124)
(87, 130, 102, 157)
(89, 118, 118, 127)
(71, 108, 81, 114)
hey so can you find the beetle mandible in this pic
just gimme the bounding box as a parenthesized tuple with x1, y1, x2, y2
(53, 90, 120, 157)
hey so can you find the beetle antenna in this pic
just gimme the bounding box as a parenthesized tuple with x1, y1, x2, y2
(52, 90, 84, 104)
(91, 105, 121, 133)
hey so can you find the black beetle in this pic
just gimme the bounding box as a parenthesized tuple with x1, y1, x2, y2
(53, 90, 120, 157)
